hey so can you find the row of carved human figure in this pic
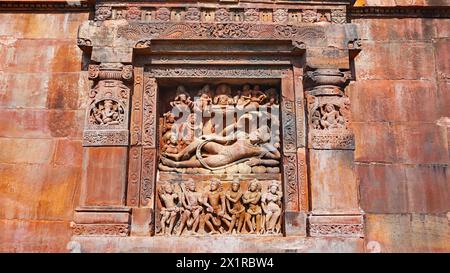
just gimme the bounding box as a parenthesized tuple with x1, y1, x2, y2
(157, 178, 283, 236)
(169, 83, 279, 112)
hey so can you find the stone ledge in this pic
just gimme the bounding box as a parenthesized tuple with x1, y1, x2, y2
(70, 236, 364, 253)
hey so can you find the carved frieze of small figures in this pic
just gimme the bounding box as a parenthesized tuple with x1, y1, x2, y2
(156, 178, 283, 236)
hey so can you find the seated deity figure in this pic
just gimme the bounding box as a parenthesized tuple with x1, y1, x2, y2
(261, 181, 283, 234)
(311, 110, 322, 129)
(264, 88, 279, 106)
(225, 177, 245, 234)
(235, 84, 253, 109)
(201, 178, 232, 234)
(195, 84, 213, 112)
(242, 179, 263, 234)
(160, 125, 280, 170)
(177, 179, 203, 236)
(162, 132, 179, 154)
(320, 103, 340, 130)
(157, 182, 181, 236)
(250, 85, 267, 107)
(101, 100, 120, 125)
(91, 105, 104, 125)
(212, 84, 234, 106)
(170, 85, 194, 109)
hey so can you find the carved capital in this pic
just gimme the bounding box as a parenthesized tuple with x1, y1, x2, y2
(305, 68, 350, 96)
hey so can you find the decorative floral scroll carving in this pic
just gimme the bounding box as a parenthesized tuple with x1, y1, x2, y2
(142, 77, 157, 147)
(309, 224, 364, 237)
(146, 65, 288, 78)
(72, 224, 130, 236)
(283, 154, 299, 211)
(141, 148, 156, 207)
(117, 22, 326, 42)
(295, 97, 305, 147)
(281, 100, 297, 154)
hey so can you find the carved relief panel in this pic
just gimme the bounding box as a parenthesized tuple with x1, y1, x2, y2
(83, 63, 133, 146)
(305, 68, 354, 150)
(154, 81, 285, 236)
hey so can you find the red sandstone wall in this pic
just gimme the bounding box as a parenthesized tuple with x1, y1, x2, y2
(0, 8, 449, 253)
(350, 17, 450, 252)
(0, 12, 89, 252)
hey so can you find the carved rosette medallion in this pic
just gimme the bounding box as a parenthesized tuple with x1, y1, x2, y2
(83, 63, 132, 146)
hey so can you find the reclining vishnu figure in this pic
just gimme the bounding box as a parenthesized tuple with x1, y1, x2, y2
(160, 124, 280, 170)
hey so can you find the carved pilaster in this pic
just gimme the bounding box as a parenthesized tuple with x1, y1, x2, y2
(304, 68, 354, 150)
(142, 77, 158, 148)
(83, 63, 133, 146)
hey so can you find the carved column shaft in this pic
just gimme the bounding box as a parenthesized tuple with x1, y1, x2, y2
(73, 62, 134, 237)
(127, 71, 158, 236)
(304, 66, 364, 238)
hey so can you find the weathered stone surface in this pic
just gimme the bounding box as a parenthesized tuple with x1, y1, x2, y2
(355, 18, 436, 41)
(357, 163, 409, 213)
(310, 150, 361, 215)
(364, 214, 450, 253)
(405, 165, 449, 214)
(393, 123, 448, 164)
(0, 163, 81, 221)
(353, 122, 397, 163)
(355, 42, 436, 80)
(349, 80, 439, 123)
(0, 109, 84, 139)
(80, 147, 128, 207)
(0, 13, 88, 39)
(0, 219, 72, 252)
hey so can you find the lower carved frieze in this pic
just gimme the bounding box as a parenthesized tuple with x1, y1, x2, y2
(71, 223, 130, 237)
(83, 130, 129, 146)
(156, 178, 283, 236)
(309, 223, 364, 237)
(309, 129, 355, 150)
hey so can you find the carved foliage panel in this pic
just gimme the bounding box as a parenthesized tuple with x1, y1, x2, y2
(283, 153, 299, 211)
(131, 67, 144, 145)
(142, 77, 158, 147)
(140, 148, 156, 207)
